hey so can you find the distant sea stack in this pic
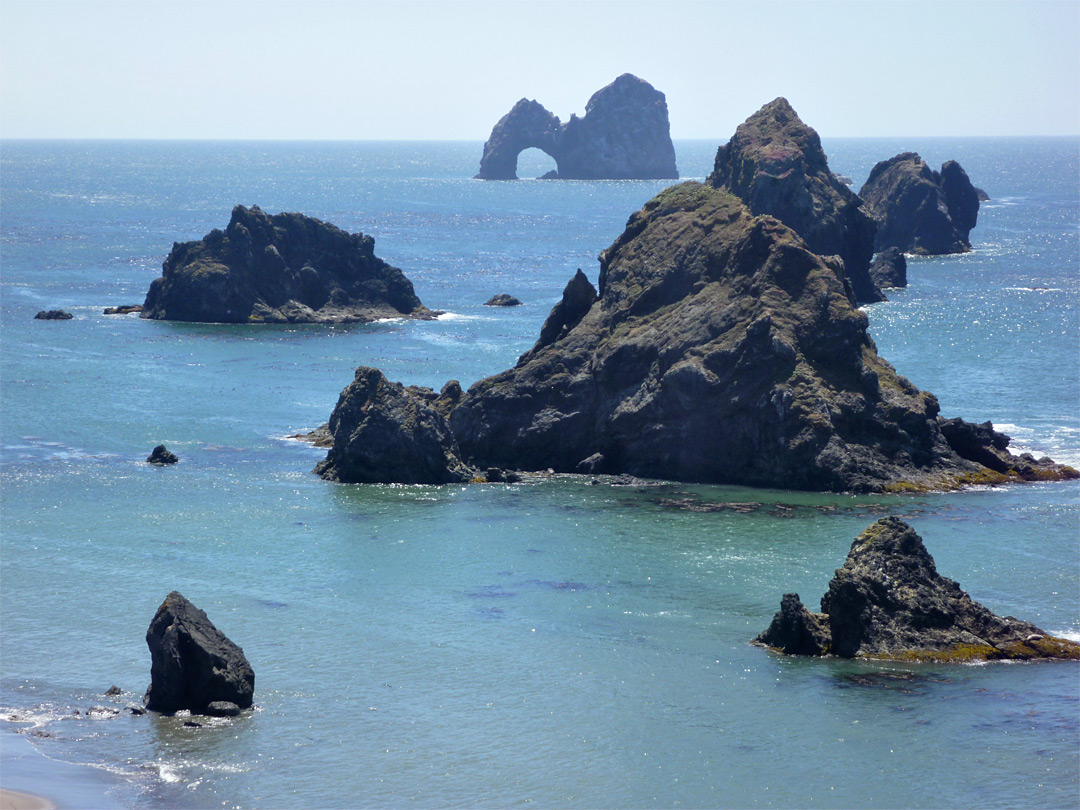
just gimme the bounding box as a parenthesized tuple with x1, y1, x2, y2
(706, 98, 883, 304)
(141, 205, 439, 324)
(755, 517, 1080, 662)
(476, 74, 679, 181)
(317, 179, 1076, 492)
(859, 154, 980, 254)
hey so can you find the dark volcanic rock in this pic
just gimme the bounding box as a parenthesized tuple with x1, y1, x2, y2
(975, 187, 990, 202)
(448, 182, 1074, 492)
(813, 518, 1077, 661)
(754, 593, 831, 655)
(314, 367, 474, 485)
(144, 591, 254, 714)
(204, 701, 242, 717)
(146, 444, 178, 465)
(103, 305, 143, 315)
(476, 74, 678, 181)
(859, 154, 980, 254)
(938, 417, 1077, 481)
(35, 310, 73, 320)
(869, 247, 907, 289)
(141, 205, 438, 324)
(484, 294, 523, 307)
(707, 98, 882, 304)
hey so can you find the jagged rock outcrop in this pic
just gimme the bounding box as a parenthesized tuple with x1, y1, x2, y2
(869, 247, 907, 289)
(444, 182, 1075, 491)
(34, 310, 73, 320)
(141, 205, 438, 324)
(706, 98, 882, 304)
(144, 591, 254, 714)
(476, 74, 678, 181)
(314, 367, 473, 485)
(146, 444, 178, 465)
(104, 305, 142, 315)
(859, 154, 980, 254)
(756, 518, 1080, 662)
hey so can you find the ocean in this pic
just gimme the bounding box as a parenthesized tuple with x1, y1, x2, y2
(1, 138, 1077, 809)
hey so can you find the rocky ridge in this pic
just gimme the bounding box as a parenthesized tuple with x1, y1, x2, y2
(317, 180, 1075, 491)
(755, 517, 1080, 661)
(141, 205, 437, 324)
(859, 153, 980, 254)
(476, 74, 678, 180)
(707, 98, 882, 304)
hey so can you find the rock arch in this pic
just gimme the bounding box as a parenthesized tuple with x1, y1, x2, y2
(476, 74, 679, 181)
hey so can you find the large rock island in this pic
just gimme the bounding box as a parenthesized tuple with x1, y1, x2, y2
(475, 74, 679, 181)
(316, 181, 1076, 491)
(755, 517, 1080, 662)
(707, 98, 882, 304)
(141, 205, 438, 324)
(859, 153, 980, 254)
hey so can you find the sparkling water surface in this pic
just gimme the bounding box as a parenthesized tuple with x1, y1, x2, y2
(1, 139, 1077, 809)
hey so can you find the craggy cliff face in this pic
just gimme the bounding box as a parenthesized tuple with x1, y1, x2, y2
(707, 98, 881, 304)
(475, 74, 679, 181)
(142, 205, 432, 324)
(451, 182, 984, 491)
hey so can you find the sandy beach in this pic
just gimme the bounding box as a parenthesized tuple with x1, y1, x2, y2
(0, 789, 53, 810)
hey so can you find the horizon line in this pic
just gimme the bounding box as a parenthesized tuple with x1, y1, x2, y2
(2, 134, 1078, 143)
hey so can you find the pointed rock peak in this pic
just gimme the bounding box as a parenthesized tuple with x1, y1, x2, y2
(848, 516, 937, 573)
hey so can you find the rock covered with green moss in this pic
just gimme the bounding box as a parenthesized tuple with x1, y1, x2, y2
(141, 205, 437, 324)
(707, 98, 882, 304)
(447, 182, 1073, 491)
(756, 518, 1080, 662)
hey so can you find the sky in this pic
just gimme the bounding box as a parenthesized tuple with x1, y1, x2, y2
(1, 0, 1077, 140)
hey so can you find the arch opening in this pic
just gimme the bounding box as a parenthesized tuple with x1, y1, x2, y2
(515, 147, 559, 179)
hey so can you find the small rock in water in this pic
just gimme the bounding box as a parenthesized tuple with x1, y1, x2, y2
(204, 701, 242, 717)
(34, 310, 73, 320)
(484, 294, 523, 307)
(146, 445, 178, 465)
(103, 305, 143, 315)
(104, 685, 122, 696)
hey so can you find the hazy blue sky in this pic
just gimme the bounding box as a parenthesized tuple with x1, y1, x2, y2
(2, 0, 1077, 139)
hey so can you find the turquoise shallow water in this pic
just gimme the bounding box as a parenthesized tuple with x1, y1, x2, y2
(1, 138, 1078, 809)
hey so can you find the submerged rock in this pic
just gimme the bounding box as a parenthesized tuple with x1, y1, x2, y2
(476, 74, 678, 180)
(757, 517, 1080, 662)
(707, 98, 882, 304)
(484, 294, 523, 307)
(34, 310, 73, 320)
(141, 205, 438, 324)
(869, 247, 907, 290)
(146, 445, 178, 465)
(859, 154, 980, 254)
(144, 591, 254, 714)
(314, 368, 474, 485)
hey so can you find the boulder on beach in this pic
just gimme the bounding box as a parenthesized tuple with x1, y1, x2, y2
(144, 591, 254, 714)
(755, 517, 1080, 662)
(141, 205, 439, 324)
(476, 74, 678, 181)
(707, 97, 883, 304)
(859, 153, 980, 254)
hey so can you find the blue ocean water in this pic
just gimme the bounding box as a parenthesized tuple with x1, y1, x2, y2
(1, 138, 1077, 809)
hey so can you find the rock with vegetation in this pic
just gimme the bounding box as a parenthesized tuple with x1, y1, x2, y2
(447, 181, 1074, 492)
(476, 74, 678, 181)
(484, 294, 523, 307)
(146, 444, 178, 465)
(103, 305, 143, 315)
(756, 517, 1080, 662)
(869, 247, 907, 289)
(141, 205, 438, 324)
(706, 98, 882, 304)
(314, 367, 473, 485)
(858, 153, 980, 254)
(144, 591, 254, 714)
(34, 310, 73, 320)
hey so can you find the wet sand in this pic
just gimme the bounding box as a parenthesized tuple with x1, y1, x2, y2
(0, 789, 54, 810)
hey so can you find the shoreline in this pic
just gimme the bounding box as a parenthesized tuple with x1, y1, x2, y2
(0, 731, 124, 810)
(0, 789, 53, 810)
